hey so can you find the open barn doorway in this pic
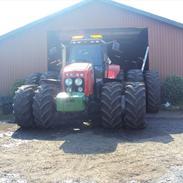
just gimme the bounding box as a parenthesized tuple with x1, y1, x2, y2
(47, 28, 148, 72)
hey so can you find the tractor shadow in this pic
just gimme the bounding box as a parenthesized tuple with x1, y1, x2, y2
(11, 117, 183, 154)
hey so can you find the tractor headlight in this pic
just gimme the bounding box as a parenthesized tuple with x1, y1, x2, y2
(66, 87, 72, 93)
(65, 78, 73, 86)
(78, 87, 83, 92)
(75, 78, 83, 86)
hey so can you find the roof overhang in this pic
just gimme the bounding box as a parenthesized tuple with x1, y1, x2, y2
(0, 0, 183, 43)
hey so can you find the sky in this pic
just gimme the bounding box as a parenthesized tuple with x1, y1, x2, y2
(0, 0, 183, 36)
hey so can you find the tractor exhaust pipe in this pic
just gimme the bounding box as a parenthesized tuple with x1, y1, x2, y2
(61, 43, 67, 67)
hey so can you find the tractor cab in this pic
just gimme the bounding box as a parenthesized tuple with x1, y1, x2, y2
(69, 35, 105, 66)
(68, 35, 108, 80)
(61, 34, 121, 94)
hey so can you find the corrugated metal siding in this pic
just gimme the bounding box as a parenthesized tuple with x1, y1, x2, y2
(0, 29, 47, 94)
(0, 2, 183, 94)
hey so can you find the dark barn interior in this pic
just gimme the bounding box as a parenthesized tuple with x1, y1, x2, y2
(47, 28, 148, 72)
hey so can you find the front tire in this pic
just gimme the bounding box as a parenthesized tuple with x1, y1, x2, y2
(124, 82, 146, 129)
(101, 82, 123, 128)
(13, 85, 36, 128)
(33, 84, 58, 128)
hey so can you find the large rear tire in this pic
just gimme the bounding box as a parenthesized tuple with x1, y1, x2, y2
(124, 82, 146, 129)
(13, 85, 36, 128)
(33, 84, 58, 128)
(25, 73, 42, 85)
(127, 69, 144, 82)
(40, 71, 59, 81)
(101, 82, 123, 128)
(145, 71, 160, 113)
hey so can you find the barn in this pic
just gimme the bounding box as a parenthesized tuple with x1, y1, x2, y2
(0, 0, 183, 95)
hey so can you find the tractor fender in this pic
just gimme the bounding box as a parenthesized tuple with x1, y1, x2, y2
(105, 64, 120, 79)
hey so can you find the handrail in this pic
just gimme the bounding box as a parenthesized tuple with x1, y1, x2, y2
(141, 46, 149, 71)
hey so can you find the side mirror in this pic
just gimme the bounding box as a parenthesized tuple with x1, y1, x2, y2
(107, 57, 112, 65)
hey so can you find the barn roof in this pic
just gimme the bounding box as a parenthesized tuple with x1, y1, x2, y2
(1, 0, 183, 42)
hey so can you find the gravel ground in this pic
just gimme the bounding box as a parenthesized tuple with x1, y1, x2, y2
(0, 112, 183, 183)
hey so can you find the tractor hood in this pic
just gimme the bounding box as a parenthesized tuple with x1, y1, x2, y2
(63, 63, 92, 73)
(62, 62, 94, 96)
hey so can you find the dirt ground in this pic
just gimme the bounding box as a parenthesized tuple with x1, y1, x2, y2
(1, 112, 183, 183)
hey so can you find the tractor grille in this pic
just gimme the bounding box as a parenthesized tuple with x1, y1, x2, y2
(64, 78, 84, 93)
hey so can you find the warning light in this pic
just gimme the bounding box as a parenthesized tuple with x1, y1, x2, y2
(72, 35, 84, 40)
(90, 34, 103, 39)
(71, 34, 103, 44)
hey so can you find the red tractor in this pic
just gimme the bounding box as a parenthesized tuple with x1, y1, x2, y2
(13, 34, 160, 129)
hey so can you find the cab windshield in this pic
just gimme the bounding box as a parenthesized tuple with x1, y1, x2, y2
(69, 44, 103, 65)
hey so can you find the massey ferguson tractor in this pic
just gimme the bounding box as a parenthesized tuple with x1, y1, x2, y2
(13, 34, 160, 129)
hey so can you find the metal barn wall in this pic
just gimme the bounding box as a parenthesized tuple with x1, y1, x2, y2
(0, 1, 183, 94)
(0, 30, 47, 95)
